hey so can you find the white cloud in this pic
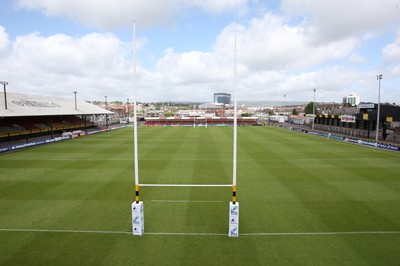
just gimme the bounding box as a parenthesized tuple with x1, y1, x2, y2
(214, 14, 360, 72)
(281, 0, 400, 42)
(14, 0, 181, 29)
(382, 31, 400, 86)
(2, 1, 400, 103)
(13, 0, 249, 30)
(236, 66, 371, 102)
(191, 0, 247, 13)
(0, 26, 395, 103)
(349, 53, 367, 64)
(0, 26, 9, 53)
(156, 48, 230, 85)
(13, 32, 128, 74)
(0, 31, 134, 100)
(391, 65, 400, 77)
(133, 47, 234, 102)
(383, 32, 400, 63)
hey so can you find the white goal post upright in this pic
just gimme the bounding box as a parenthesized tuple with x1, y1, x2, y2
(132, 20, 144, 236)
(232, 27, 238, 198)
(133, 21, 139, 201)
(229, 27, 239, 238)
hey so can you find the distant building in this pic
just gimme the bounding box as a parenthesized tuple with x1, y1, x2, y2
(214, 93, 231, 105)
(177, 110, 205, 117)
(199, 102, 224, 110)
(312, 102, 400, 141)
(343, 93, 360, 106)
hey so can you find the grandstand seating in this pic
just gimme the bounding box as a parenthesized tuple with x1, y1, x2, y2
(0, 115, 95, 141)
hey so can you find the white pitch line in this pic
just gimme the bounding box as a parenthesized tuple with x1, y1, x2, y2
(240, 231, 400, 236)
(1, 228, 400, 237)
(0, 228, 130, 235)
(151, 200, 224, 203)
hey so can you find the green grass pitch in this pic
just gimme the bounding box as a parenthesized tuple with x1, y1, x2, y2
(0, 126, 399, 265)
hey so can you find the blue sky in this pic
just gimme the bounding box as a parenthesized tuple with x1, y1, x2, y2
(0, 0, 399, 104)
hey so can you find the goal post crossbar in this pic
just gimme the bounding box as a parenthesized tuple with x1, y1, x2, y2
(139, 183, 232, 187)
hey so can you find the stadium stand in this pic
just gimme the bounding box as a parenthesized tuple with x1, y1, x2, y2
(0, 93, 112, 144)
(145, 116, 258, 126)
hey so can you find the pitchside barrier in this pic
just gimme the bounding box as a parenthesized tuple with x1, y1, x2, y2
(0, 136, 70, 153)
(0, 125, 127, 153)
(273, 124, 400, 152)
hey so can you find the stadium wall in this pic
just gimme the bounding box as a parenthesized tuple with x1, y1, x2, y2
(0, 125, 126, 153)
(274, 124, 399, 152)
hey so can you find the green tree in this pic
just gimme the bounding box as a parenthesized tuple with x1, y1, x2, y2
(304, 102, 317, 115)
(241, 113, 252, 117)
(155, 103, 162, 110)
(292, 108, 299, 115)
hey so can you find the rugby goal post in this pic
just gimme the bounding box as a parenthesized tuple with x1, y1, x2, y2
(131, 22, 239, 237)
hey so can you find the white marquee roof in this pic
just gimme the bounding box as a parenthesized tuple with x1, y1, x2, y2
(0, 93, 113, 117)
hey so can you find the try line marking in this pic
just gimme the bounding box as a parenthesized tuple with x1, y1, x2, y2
(1, 228, 399, 236)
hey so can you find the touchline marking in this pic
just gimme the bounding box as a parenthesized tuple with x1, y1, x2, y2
(0, 228, 131, 235)
(1, 228, 400, 237)
(151, 200, 224, 203)
(241, 231, 400, 236)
